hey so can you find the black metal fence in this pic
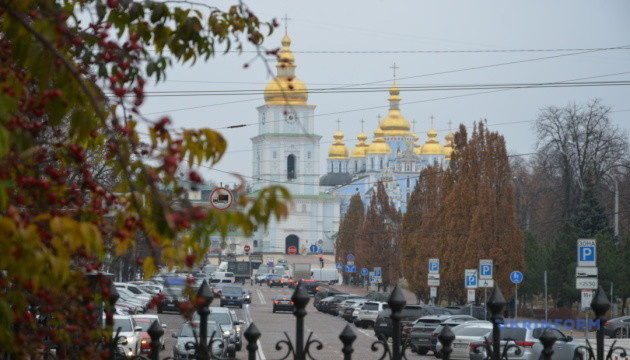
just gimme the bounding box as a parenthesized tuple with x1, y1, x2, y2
(45, 281, 630, 360)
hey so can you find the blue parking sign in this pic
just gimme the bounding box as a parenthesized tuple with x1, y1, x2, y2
(480, 265, 492, 276)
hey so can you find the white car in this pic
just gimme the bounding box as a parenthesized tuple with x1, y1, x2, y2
(112, 315, 143, 357)
(354, 301, 389, 328)
(435, 321, 492, 360)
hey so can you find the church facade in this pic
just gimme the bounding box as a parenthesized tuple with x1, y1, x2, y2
(320, 80, 454, 215)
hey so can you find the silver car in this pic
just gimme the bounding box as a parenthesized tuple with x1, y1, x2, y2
(435, 321, 492, 359)
(469, 325, 586, 360)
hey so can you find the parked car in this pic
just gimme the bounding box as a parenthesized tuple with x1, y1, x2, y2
(219, 285, 245, 308)
(267, 274, 285, 287)
(341, 299, 369, 323)
(116, 288, 148, 313)
(115, 282, 153, 303)
(337, 299, 367, 319)
(172, 321, 230, 359)
(428, 317, 483, 354)
(435, 321, 492, 359)
(111, 315, 143, 357)
(407, 315, 476, 355)
(469, 325, 586, 360)
(457, 305, 492, 320)
(132, 314, 166, 355)
(354, 301, 389, 329)
(603, 315, 630, 338)
(273, 294, 295, 313)
(327, 295, 364, 316)
(374, 305, 453, 341)
(313, 289, 347, 307)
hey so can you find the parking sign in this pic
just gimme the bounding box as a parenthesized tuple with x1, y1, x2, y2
(429, 258, 439, 273)
(577, 239, 596, 267)
(465, 269, 478, 288)
(479, 259, 493, 280)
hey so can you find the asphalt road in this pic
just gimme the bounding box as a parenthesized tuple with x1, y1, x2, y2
(155, 282, 432, 360)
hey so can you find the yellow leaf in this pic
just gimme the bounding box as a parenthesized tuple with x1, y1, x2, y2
(143, 257, 156, 279)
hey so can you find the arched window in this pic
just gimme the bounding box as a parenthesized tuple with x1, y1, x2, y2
(253, 240, 258, 247)
(287, 154, 296, 179)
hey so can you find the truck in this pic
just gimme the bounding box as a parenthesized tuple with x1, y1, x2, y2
(292, 263, 312, 281)
(225, 261, 253, 283)
(311, 268, 339, 284)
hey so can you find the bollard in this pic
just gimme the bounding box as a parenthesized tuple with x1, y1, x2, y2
(339, 324, 357, 360)
(487, 285, 506, 360)
(387, 285, 407, 360)
(244, 323, 261, 360)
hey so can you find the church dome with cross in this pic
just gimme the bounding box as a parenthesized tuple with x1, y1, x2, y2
(321, 64, 452, 214)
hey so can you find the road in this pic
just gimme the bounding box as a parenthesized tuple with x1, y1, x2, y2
(156, 282, 432, 359)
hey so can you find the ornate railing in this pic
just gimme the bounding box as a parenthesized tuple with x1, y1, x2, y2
(36, 281, 630, 360)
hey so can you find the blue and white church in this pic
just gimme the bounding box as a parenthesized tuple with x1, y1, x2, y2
(249, 33, 340, 255)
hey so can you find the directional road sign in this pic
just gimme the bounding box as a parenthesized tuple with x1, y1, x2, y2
(577, 239, 596, 267)
(510, 271, 523, 284)
(345, 265, 356, 273)
(479, 259, 493, 279)
(374, 267, 382, 277)
(309, 245, 319, 253)
(336, 262, 343, 270)
(465, 269, 478, 288)
(361, 268, 369, 276)
(429, 258, 440, 273)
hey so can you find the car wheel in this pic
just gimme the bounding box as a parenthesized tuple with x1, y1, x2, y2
(614, 328, 628, 338)
(273, 308, 276, 313)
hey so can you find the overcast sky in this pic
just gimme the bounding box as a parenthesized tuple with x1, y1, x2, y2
(142, 0, 630, 188)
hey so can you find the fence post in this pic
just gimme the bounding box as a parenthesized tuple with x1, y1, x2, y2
(244, 323, 261, 360)
(147, 320, 164, 360)
(292, 282, 310, 360)
(590, 286, 610, 360)
(437, 325, 455, 360)
(487, 285, 506, 360)
(538, 328, 556, 360)
(196, 281, 214, 360)
(388, 285, 406, 360)
(339, 324, 357, 360)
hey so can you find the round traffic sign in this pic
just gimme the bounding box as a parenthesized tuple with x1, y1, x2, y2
(510, 271, 523, 284)
(361, 268, 369, 276)
(209, 187, 233, 210)
(244, 245, 251, 253)
(346, 253, 355, 261)
(287, 246, 297, 255)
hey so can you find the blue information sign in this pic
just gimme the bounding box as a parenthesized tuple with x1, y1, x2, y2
(465, 273, 478, 287)
(510, 271, 523, 284)
(480, 264, 492, 277)
(336, 262, 343, 270)
(309, 245, 319, 253)
(345, 265, 356, 273)
(361, 268, 369, 276)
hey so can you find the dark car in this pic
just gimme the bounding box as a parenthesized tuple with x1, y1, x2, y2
(328, 295, 364, 316)
(295, 279, 320, 294)
(157, 286, 187, 314)
(313, 289, 346, 308)
(316, 296, 335, 313)
(374, 305, 454, 341)
(219, 285, 244, 308)
(267, 275, 285, 288)
(604, 315, 630, 338)
(272, 294, 295, 313)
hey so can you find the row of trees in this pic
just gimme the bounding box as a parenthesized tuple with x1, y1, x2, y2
(336, 122, 524, 303)
(335, 99, 629, 312)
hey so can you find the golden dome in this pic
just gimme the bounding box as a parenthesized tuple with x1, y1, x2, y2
(421, 128, 444, 155)
(379, 81, 411, 136)
(264, 34, 309, 105)
(351, 131, 369, 157)
(328, 130, 349, 159)
(413, 133, 422, 155)
(443, 132, 454, 160)
(367, 127, 391, 154)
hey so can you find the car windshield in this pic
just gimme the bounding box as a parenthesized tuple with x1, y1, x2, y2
(133, 318, 156, 331)
(363, 303, 382, 311)
(164, 286, 184, 296)
(113, 318, 133, 332)
(269, 275, 281, 280)
(180, 322, 221, 337)
(208, 313, 231, 325)
(221, 286, 242, 295)
(454, 326, 491, 337)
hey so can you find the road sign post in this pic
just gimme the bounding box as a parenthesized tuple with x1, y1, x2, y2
(479, 259, 493, 321)
(510, 271, 523, 318)
(576, 239, 598, 293)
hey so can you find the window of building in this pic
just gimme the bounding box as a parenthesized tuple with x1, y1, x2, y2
(355, 162, 358, 172)
(307, 151, 311, 159)
(406, 177, 410, 187)
(253, 240, 258, 247)
(287, 154, 296, 179)
(273, 151, 277, 159)
(380, 158, 383, 169)
(338, 163, 341, 172)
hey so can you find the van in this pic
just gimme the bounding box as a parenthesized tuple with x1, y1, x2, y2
(211, 271, 235, 283)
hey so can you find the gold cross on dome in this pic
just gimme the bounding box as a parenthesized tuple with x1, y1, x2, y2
(429, 115, 435, 128)
(283, 14, 291, 34)
(360, 119, 365, 131)
(336, 118, 341, 130)
(448, 120, 453, 132)
(390, 63, 399, 79)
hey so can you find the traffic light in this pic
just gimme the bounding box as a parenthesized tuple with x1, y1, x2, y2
(318, 255, 324, 268)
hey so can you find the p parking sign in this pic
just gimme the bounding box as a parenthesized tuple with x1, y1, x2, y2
(577, 239, 596, 267)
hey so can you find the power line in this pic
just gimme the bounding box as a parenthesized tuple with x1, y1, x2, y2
(249, 46, 630, 54)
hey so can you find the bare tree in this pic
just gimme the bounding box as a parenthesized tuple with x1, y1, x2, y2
(535, 99, 628, 217)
